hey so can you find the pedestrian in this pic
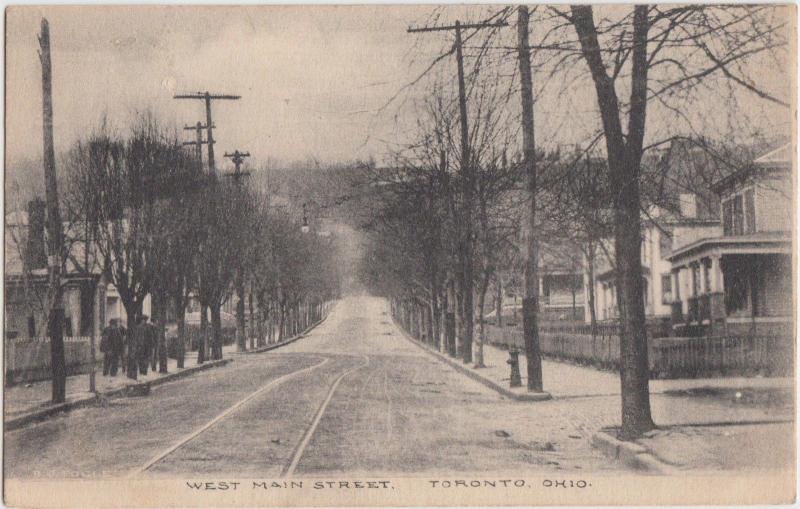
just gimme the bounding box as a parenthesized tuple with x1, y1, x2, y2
(126, 317, 139, 380)
(136, 315, 157, 376)
(100, 319, 114, 376)
(119, 323, 128, 374)
(147, 317, 159, 371)
(110, 320, 125, 376)
(101, 318, 125, 376)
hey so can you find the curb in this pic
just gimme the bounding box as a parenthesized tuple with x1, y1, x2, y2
(4, 358, 232, 432)
(392, 318, 551, 402)
(244, 310, 332, 354)
(591, 431, 677, 474)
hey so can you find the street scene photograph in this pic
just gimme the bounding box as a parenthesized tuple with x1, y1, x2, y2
(3, 4, 796, 507)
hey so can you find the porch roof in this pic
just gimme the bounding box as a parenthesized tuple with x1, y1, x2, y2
(667, 231, 790, 266)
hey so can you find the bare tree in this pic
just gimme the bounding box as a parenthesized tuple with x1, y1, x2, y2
(550, 4, 790, 438)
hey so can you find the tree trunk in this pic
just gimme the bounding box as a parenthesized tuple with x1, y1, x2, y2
(459, 261, 474, 364)
(429, 278, 440, 350)
(155, 290, 168, 373)
(445, 278, 456, 357)
(475, 269, 491, 368)
(570, 4, 655, 438)
(210, 304, 222, 360)
(455, 279, 464, 358)
(198, 303, 207, 364)
(176, 312, 186, 369)
(278, 301, 286, 342)
(587, 246, 598, 343)
(248, 290, 255, 350)
(495, 274, 503, 328)
(235, 270, 246, 352)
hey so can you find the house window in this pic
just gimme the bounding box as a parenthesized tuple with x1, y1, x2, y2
(723, 190, 755, 236)
(691, 264, 701, 296)
(723, 199, 733, 235)
(661, 274, 672, 304)
(732, 195, 744, 235)
(744, 188, 756, 234)
(703, 258, 712, 294)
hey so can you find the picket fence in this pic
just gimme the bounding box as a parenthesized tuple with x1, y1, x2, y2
(5, 336, 96, 385)
(485, 325, 793, 378)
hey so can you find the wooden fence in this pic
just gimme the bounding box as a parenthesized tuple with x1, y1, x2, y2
(5, 336, 96, 385)
(485, 325, 793, 378)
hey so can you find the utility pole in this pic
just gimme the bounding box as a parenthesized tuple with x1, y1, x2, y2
(408, 19, 507, 365)
(517, 6, 544, 393)
(223, 150, 251, 181)
(174, 92, 240, 173)
(183, 121, 214, 164)
(224, 149, 251, 352)
(38, 18, 67, 403)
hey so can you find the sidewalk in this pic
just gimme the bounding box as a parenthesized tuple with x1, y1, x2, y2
(4, 344, 238, 428)
(404, 333, 794, 472)
(4, 310, 335, 430)
(476, 341, 792, 398)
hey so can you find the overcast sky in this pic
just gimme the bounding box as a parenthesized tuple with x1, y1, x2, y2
(6, 5, 466, 169)
(6, 5, 792, 175)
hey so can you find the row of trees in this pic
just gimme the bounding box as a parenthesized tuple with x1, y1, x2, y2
(16, 113, 341, 384)
(354, 5, 788, 439)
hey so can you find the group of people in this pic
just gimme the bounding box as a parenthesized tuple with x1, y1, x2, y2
(99, 315, 161, 380)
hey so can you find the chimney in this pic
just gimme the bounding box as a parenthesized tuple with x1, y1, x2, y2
(679, 193, 697, 219)
(26, 198, 47, 270)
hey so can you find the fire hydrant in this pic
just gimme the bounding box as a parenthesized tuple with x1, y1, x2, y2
(507, 348, 522, 388)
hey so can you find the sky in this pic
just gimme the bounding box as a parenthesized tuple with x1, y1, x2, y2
(6, 5, 793, 177)
(6, 5, 463, 170)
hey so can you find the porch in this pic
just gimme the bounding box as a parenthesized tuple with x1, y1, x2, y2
(667, 234, 792, 336)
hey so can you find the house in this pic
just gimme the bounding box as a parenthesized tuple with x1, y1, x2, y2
(666, 144, 793, 335)
(539, 243, 585, 321)
(4, 199, 151, 340)
(585, 211, 710, 329)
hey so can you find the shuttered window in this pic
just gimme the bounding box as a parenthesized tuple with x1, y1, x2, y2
(744, 188, 756, 234)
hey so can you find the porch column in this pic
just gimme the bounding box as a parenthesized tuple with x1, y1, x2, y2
(710, 255, 724, 293)
(671, 269, 681, 303)
(679, 267, 689, 315)
(597, 281, 605, 320)
(699, 260, 708, 294)
(582, 268, 591, 324)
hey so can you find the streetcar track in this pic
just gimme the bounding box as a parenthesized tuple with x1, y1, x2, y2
(129, 355, 331, 477)
(281, 355, 371, 477)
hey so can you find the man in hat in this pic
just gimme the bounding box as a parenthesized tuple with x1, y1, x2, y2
(136, 315, 158, 376)
(127, 317, 139, 380)
(100, 318, 116, 376)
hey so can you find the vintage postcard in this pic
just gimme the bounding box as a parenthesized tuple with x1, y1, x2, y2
(3, 4, 796, 508)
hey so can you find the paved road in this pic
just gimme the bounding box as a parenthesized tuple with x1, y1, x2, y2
(4, 296, 619, 479)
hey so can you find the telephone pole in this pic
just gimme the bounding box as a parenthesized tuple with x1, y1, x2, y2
(408, 19, 507, 365)
(173, 92, 240, 173)
(517, 6, 546, 394)
(223, 149, 251, 352)
(38, 18, 67, 403)
(182, 121, 214, 164)
(223, 150, 251, 182)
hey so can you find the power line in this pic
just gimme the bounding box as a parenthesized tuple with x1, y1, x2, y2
(173, 92, 241, 173)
